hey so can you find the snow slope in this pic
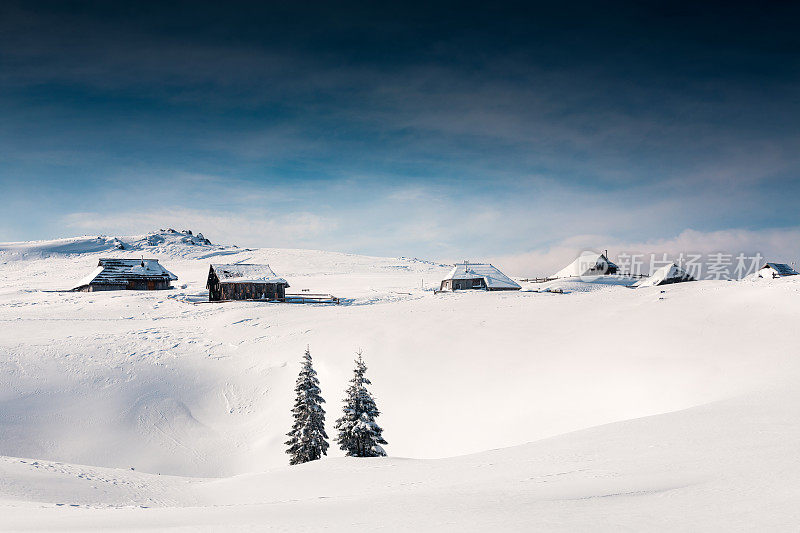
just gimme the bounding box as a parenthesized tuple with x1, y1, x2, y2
(2, 387, 799, 531)
(2, 230, 800, 530)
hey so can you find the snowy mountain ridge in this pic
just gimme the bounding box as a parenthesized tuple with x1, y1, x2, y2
(0, 228, 226, 260)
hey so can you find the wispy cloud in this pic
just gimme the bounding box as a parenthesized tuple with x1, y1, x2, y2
(492, 228, 800, 278)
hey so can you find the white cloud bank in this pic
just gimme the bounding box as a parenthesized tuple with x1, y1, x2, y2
(491, 228, 800, 278)
(60, 206, 800, 280)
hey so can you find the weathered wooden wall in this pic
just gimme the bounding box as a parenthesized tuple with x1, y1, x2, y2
(209, 282, 287, 301)
(125, 280, 171, 290)
(79, 279, 171, 292)
(440, 278, 485, 291)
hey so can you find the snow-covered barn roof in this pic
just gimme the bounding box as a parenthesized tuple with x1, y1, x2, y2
(760, 263, 798, 277)
(553, 252, 618, 278)
(74, 258, 177, 288)
(634, 263, 695, 288)
(442, 263, 521, 290)
(209, 264, 288, 285)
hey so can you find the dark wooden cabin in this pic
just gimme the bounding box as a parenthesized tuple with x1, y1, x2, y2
(207, 264, 289, 301)
(73, 258, 178, 292)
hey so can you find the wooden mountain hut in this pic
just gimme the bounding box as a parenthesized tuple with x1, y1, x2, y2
(634, 263, 696, 288)
(206, 264, 289, 301)
(72, 258, 177, 292)
(439, 262, 521, 291)
(553, 251, 619, 278)
(754, 262, 799, 279)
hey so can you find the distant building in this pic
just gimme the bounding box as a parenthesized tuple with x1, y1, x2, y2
(634, 263, 695, 288)
(207, 264, 289, 301)
(73, 258, 177, 292)
(553, 251, 618, 278)
(754, 262, 799, 279)
(440, 262, 521, 291)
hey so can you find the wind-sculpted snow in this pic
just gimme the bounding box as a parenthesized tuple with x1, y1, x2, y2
(1, 233, 800, 530)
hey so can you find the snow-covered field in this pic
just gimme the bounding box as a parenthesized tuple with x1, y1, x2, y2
(1, 230, 799, 531)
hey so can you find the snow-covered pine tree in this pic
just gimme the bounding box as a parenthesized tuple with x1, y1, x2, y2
(285, 347, 329, 465)
(334, 351, 387, 457)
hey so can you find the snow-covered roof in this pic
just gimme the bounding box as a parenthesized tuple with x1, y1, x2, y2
(442, 263, 521, 290)
(74, 258, 178, 288)
(553, 252, 619, 278)
(634, 263, 695, 288)
(209, 264, 288, 285)
(759, 263, 798, 277)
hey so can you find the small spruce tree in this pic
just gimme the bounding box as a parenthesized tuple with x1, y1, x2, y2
(285, 347, 329, 465)
(335, 351, 387, 457)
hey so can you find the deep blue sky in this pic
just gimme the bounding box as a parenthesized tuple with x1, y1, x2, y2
(2, 1, 799, 271)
